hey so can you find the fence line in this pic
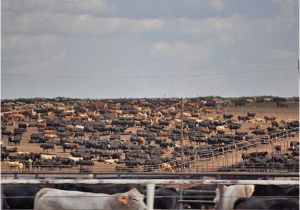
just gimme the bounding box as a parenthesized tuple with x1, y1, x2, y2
(2, 178, 299, 210)
(172, 128, 298, 169)
(1, 178, 299, 185)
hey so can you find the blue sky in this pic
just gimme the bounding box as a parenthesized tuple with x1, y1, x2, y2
(1, 0, 299, 99)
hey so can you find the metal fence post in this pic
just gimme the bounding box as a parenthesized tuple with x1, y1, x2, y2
(179, 186, 183, 210)
(217, 184, 224, 210)
(147, 183, 155, 210)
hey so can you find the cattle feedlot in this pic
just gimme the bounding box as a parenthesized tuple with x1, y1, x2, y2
(2, 0, 299, 209)
(1, 97, 299, 210)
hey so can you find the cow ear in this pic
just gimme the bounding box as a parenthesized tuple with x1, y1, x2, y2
(118, 195, 129, 205)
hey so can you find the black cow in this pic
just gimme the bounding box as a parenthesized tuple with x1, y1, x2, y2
(181, 184, 216, 209)
(40, 143, 55, 151)
(238, 116, 250, 122)
(8, 135, 21, 145)
(62, 143, 79, 152)
(155, 187, 178, 209)
(253, 185, 299, 197)
(4, 146, 18, 153)
(18, 123, 28, 129)
(2, 184, 51, 209)
(223, 114, 233, 119)
(234, 197, 299, 210)
(1, 151, 9, 160)
(139, 187, 178, 210)
(228, 124, 241, 131)
(247, 112, 255, 118)
(14, 128, 25, 135)
(252, 129, 266, 135)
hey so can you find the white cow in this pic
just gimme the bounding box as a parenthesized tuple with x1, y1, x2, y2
(69, 157, 83, 162)
(214, 185, 255, 210)
(255, 118, 264, 122)
(40, 154, 56, 160)
(34, 188, 146, 210)
(105, 159, 118, 164)
(216, 126, 226, 131)
(75, 125, 84, 130)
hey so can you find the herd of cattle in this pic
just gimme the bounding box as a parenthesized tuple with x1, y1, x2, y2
(218, 140, 299, 172)
(1, 98, 299, 210)
(1, 98, 299, 173)
(2, 182, 299, 210)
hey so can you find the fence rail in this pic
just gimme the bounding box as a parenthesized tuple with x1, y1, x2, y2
(2, 178, 299, 210)
(1, 178, 299, 185)
(2, 171, 299, 180)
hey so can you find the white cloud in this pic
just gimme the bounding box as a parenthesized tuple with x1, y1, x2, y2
(3, 0, 111, 15)
(209, 0, 224, 11)
(149, 16, 243, 66)
(150, 41, 213, 66)
(3, 34, 60, 54)
(179, 15, 276, 45)
(266, 49, 298, 61)
(179, 16, 238, 37)
(179, 16, 240, 48)
(150, 15, 292, 71)
(272, 0, 298, 29)
(72, 16, 165, 32)
(2, 34, 65, 74)
(5, 12, 165, 35)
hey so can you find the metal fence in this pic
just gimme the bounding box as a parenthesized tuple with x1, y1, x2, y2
(2, 178, 299, 210)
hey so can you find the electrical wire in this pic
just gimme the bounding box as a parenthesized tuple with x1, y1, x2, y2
(2, 67, 297, 80)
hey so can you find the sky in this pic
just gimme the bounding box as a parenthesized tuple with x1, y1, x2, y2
(1, 0, 299, 99)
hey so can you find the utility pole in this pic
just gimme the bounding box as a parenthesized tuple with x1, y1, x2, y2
(180, 97, 184, 172)
(179, 97, 184, 210)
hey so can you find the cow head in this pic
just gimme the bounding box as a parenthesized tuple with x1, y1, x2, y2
(118, 194, 129, 205)
(118, 188, 146, 210)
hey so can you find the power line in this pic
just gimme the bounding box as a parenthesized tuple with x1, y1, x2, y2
(1, 67, 297, 80)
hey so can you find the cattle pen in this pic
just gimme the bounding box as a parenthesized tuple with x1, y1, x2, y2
(1, 177, 299, 210)
(1, 98, 299, 209)
(2, 127, 298, 174)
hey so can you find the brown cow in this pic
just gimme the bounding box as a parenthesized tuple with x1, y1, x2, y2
(158, 130, 169, 138)
(6, 161, 24, 173)
(264, 116, 276, 123)
(202, 108, 214, 114)
(138, 137, 145, 144)
(277, 102, 288, 108)
(200, 127, 212, 135)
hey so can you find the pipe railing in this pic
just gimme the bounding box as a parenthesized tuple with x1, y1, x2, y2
(2, 178, 299, 210)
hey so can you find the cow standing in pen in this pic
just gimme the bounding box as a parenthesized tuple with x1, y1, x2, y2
(34, 188, 147, 210)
